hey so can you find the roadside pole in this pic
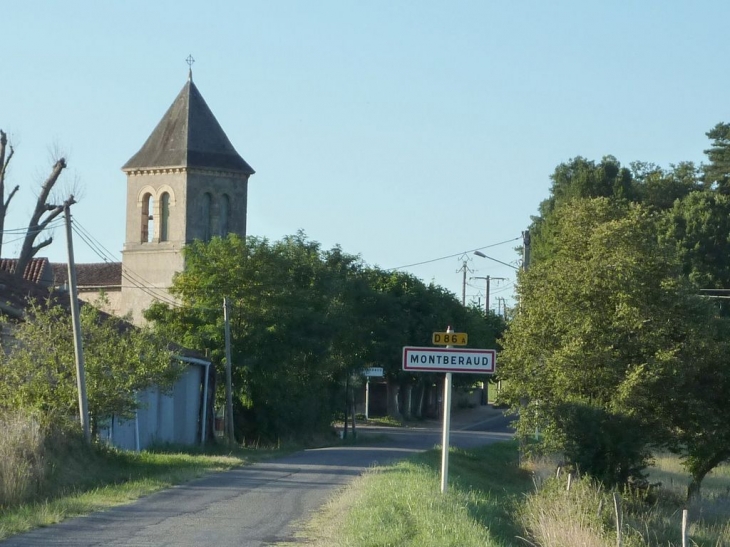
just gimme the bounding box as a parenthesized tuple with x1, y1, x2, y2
(223, 297, 235, 444)
(362, 367, 383, 421)
(64, 201, 90, 444)
(440, 326, 454, 494)
(401, 333, 495, 495)
(365, 378, 370, 420)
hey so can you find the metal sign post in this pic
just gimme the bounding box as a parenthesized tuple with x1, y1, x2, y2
(362, 367, 384, 421)
(440, 327, 454, 494)
(365, 378, 370, 420)
(402, 328, 497, 495)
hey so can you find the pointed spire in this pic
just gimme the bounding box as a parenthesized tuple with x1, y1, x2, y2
(122, 76, 254, 175)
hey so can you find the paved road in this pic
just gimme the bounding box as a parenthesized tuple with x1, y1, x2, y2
(1, 408, 512, 547)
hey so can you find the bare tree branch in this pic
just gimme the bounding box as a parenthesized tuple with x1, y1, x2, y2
(0, 129, 15, 258)
(31, 237, 54, 255)
(0, 131, 78, 276)
(15, 158, 71, 280)
(5, 185, 19, 210)
(0, 130, 13, 180)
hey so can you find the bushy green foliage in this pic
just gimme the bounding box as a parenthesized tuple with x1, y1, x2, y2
(501, 195, 730, 494)
(555, 403, 651, 488)
(0, 301, 176, 429)
(146, 233, 503, 441)
(703, 122, 730, 193)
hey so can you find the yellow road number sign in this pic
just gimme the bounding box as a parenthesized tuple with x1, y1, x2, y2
(432, 332, 468, 346)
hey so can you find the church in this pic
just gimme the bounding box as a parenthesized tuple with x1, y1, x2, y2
(57, 70, 255, 324)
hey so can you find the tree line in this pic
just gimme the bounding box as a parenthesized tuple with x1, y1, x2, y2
(499, 122, 730, 499)
(146, 232, 504, 443)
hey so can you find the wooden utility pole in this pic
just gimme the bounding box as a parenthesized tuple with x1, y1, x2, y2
(471, 276, 506, 314)
(458, 260, 472, 306)
(461, 261, 467, 305)
(522, 230, 531, 271)
(223, 297, 235, 444)
(64, 201, 90, 443)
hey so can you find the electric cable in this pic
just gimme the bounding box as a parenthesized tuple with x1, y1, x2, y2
(388, 237, 520, 271)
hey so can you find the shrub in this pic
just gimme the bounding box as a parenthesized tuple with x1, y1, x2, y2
(555, 402, 651, 488)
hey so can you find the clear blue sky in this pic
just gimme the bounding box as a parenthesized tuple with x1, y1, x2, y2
(2, 1, 729, 311)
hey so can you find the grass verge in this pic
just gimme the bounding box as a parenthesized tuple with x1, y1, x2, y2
(296, 441, 532, 547)
(521, 453, 730, 547)
(293, 443, 730, 547)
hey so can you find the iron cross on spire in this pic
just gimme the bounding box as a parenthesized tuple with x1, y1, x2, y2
(186, 55, 195, 81)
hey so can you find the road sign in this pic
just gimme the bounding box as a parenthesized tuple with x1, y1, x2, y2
(402, 346, 496, 374)
(362, 367, 384, 377)
(432, 332, 468, 346)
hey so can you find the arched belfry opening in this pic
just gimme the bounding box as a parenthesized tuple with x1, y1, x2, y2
(141, 193, 154, 243)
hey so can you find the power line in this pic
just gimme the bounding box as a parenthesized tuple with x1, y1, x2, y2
(0, 218, 65, 235)
(388, 237, 520, 271)
(71, 220, 181, 309)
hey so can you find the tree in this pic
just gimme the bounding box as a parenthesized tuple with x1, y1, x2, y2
(0, 129, 73, 277)
(662, 190, 730, 312)
(0, 130, 20, 258)
(345, 269, 502, 420)
(147, 233, 505, 437)
(146, 233, 365, 441)
(529, 156, 701, 267)
(529, 156, 637, 265)
(703, 122, 730, 193)
(500, 197, 730, 493)
(631, 161, 700, 211)
(0, 299, 176, 431)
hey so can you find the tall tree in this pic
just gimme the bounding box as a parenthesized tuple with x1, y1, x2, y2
(703, 122, 730, 193)
(501, 197, 730, 494)
(529, 156, 637, 265)
(146, 233, 366, 441)
(631, 161, 700, 211)
(662, 190, 730, 300)
(147, 234, 505, 435)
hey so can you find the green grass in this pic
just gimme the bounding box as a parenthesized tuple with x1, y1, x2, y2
(298, 441, 532, 547)
(0, 442, 283, 541)
(294, 444, 730, 547)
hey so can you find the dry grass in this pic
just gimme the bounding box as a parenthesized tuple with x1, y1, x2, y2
(520, 453, 730, 547)
(0, 411, 46, 508)
(519, 475, 616, 547)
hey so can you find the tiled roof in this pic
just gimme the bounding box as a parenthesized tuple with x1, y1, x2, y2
(51, 262, 122, 288)
(0, 269, 67, 317)
(0, 257, 54, 286)
(122, 79, 254, 175)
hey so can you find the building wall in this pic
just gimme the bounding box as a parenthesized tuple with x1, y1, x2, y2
(99, 364, 205, 451)
(120, 247, 184, 324)
(185, 170, 249, 241)
(120, 168, 248, 325)
(77, 289, 123, 317)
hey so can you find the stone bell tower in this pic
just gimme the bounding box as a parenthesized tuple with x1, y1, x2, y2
(119, 72, 255, 323)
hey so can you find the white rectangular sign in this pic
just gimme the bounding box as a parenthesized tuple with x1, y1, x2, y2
(362, 367, 384, 377)
(402, 346, 496, 374)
